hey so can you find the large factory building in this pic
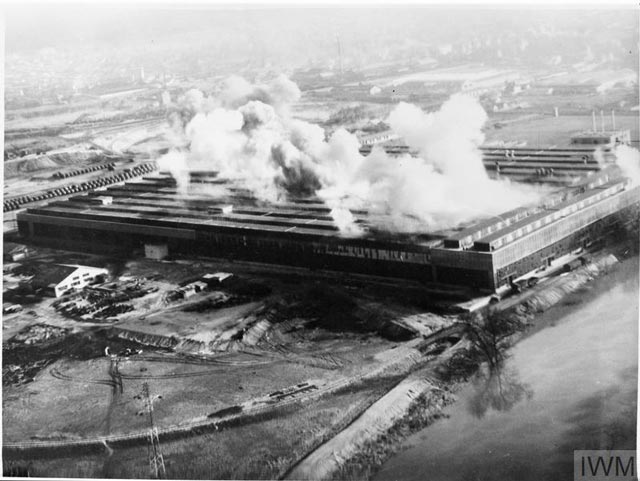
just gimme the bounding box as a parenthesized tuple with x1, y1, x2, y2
(16, 160, 640, 292)
(361, 129, 631, 185)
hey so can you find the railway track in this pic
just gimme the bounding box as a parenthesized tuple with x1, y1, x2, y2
(5, 340, 436, 454)
(50, 367, 117, 388)
(7, 327, 461, 456)
(133, 352, 277, 367)
(49, 351, 278, 385)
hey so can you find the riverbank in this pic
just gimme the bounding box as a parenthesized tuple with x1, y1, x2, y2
(301, 252, 637, 481)
(4, 250, 635, 479)
(328, 368, 462, 481)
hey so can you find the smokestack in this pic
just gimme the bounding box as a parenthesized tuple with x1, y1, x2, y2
(554, 107, 559, 117)
(592, 111, 597, 131)
(335, 34, 343, 77)
(611, 110, 616, 130)
(600, 110, 605, 132)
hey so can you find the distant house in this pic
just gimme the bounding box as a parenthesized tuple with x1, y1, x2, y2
(3, 242, 31, 262)
(30, 264, 109, 297)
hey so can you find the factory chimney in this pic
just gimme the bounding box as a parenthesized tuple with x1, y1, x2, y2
(554, 107, 559, 117)
(592, 111, 597, 131)
(600, 110, 605, 132)
(335, 33, 344, 77)
(611, 110, 616, 130)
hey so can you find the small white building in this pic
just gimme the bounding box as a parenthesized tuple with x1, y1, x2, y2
(202, 272, 234, 286)
(145, 243, 169, 260)
(209, 205, 234, 214)
(95, 196, 113, 205)
(3, 242, 30, 262)
(32, 264, 109, 297)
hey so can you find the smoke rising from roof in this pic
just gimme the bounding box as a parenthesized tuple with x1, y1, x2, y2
(615, 145, 640, 186)
(158, 76, 542, 234)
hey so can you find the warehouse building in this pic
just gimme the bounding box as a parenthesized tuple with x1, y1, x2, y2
(360, 130, 631, 185)
(480, 130, 630, 183)
(16, 166, 640, 292)
(29, 264, 108, 297)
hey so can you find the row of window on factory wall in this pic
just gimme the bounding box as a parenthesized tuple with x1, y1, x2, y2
(489, 183, 626, 251)
(322, 244, 430, 263)
(495, 223, 607, 286)
(493, 190, 627, 256)
(494, 199, 626, 269)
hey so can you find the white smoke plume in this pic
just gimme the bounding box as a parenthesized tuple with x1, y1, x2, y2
(316, 94, 542, 231)
(159, 78, 542, 234)
(615, 145, 640, 186)
(592, 144, 640, 187)
(219, 74, 301, 112)
(160, 78, 318, 202)
(329, 207, 364, 236)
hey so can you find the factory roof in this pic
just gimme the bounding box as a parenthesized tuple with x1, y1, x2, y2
(29, 263, 106, 289)
(27, 205, 343, 238)
(445, 206, 532, 243)
(480, 145, 608, 154)
(24, 170, 450, 252)
(99, 203, 336, 229)
(25, 203, 442, 252)
(474, 179, 627, 247)
(30, 264, 78, 288)
(570, 129, 629, 139)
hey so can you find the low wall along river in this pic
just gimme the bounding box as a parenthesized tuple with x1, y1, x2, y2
(374, 256, 638, 481)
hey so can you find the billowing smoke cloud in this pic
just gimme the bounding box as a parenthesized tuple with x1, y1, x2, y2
(220, 74, 301, 111)
(389, 97, 488, 180)
(159, 78, 542, 234)
(166, 75, 300, 133)
(592, 144, 640, 187)
(160, 89, 310, 203)
(615, 145, 640, 186)
(330, 207, 364, 236)
(316, 95, 542, 231)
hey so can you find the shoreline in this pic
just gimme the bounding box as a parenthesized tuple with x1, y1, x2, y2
(296, 251, 638, 481)
(3, 251, 636, 478)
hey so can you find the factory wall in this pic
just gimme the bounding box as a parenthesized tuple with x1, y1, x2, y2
(183, 229, 436, 281)
(430, 247, 495, 290)
(492, 201, 639, 288)
(18, 215, 436, 283)
(16, 185, 640, 292)
(492, 186, 639, 270)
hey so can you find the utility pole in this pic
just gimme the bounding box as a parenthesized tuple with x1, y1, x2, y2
(142, 382, 166, 479)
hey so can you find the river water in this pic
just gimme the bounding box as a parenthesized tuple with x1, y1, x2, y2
(375, 257, 638, 481)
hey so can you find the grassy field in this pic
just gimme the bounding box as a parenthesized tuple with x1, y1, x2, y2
(3, 345, 361, 440)
(6, 377, 399, 479)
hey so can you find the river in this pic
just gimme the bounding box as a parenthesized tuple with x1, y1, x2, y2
(374, 257, 638, 481)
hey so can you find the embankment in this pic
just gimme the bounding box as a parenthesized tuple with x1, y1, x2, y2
(286, 252, 628, 481)
(110, 328, 178, 349)
(285, 375, 453, 480)
(518, 253, 618, 313)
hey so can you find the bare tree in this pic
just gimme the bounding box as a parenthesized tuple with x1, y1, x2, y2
(462, 309, 528, 369)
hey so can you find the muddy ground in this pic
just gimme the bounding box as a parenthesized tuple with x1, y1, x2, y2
(2, 246, 460, 478)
